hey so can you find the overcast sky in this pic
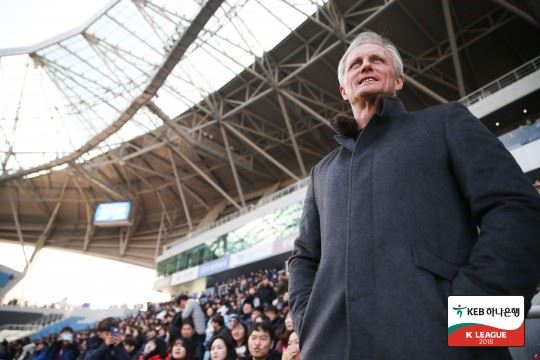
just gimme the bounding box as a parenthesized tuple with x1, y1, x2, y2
(0, 0, 111, 50)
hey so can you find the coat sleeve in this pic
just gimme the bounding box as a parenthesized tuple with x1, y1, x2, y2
(182, 300, 194, 320)
(287, 170, 321, 335)
(444, 102, 540, 306)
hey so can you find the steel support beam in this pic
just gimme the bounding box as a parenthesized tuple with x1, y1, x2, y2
(442, 0, 466, 97)
(168, 148, 193, 231)
(219, 124, 246, 207)
(28, 176, 69, 264)
(223, 122, 300, 181)
(277, 94, 307, 177)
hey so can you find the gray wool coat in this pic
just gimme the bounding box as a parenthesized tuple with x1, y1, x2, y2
(288, 96, 540, 360)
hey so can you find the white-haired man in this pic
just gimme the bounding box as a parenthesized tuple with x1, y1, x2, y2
(288, 31, 540, 359)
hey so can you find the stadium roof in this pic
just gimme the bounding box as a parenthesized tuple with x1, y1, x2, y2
(0, 0, 539, 268)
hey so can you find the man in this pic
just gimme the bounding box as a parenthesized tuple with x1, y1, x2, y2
(257, 277, 277, 308)
(246, 323, 281, 360)
(288, 31, 540, 359)
(209, 314, 232, 344)
(121, 338, 139, 360)
(81, 318, 130, 360)
(262, 305, 284, 339)
(238, 301, 254, 327)
(180, 322, 196, 341)
(175, 294, 206, 359)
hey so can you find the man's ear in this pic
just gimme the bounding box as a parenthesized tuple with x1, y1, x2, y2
(395, 75, 404, 91)
(339, 85, 348, 101)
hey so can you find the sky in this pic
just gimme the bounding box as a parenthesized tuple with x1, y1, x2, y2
(0, 0, 169, 309)
(0, 0, 112, 50)
(0, 241, 169, 308)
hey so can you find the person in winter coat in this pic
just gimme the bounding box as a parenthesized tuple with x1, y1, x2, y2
(46, 327, 80, 360)
(288, 30, 540, 360)
(81, 318, 130, 360)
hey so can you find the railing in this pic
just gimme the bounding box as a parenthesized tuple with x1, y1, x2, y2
(165, 177, 309, 250)
(460, 55, 540, 108)
(498, 119, 540, 150)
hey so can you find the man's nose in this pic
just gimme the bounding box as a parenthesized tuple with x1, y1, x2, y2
(360, 60, 373, 72)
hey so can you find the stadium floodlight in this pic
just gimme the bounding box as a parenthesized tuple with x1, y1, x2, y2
(93, 200, 133, 227)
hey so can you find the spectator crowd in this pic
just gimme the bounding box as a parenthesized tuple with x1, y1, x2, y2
(0, 269, 300, 360)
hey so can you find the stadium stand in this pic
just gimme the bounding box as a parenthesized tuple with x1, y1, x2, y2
(0, 266, 22, 305)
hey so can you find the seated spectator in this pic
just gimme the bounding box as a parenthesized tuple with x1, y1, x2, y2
(81, 318, 130, 360)
(262, 306, 283, 339)
(280, 333, 299, 360)
(230, 323, 248, 359)
(227, 316, 239, 330)
(122, 338, 139, 360)
(139, 338, 167, 360)
(210, 315, 232, 344)
(246, 323, 280, 360)
(204, 307, 216, 347)
(253, 314, 270, 325)
(167, 338, 196, 360)
(275, 314, 293, 353)
(250, 310, 262, 325)
(180, 323, 196, 343)
(30, 341, 48, 360)
(208, 336, 237, 360)
(238, 303, 253, 328)
(256, 278, 276, 308)
(177, 295, 206, 360)
(45, 327, 80, 360)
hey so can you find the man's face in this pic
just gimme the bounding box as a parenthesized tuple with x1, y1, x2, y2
(178, 299, 187, 310)
(181, 324, 194, 338)
(339, 44, 403, 103)
(123, 343, 135, 354)
(242, 303, 253, 315)
(264, 311, 277, 321)
(248, 330, 273, 360)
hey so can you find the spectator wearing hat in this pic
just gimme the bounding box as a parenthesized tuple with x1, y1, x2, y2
(226, 315, 238, 331)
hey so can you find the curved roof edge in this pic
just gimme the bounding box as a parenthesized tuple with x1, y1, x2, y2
(0, 0, 120, 57)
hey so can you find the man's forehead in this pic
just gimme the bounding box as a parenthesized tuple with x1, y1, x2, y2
(251, 330, 270, 338)
(347, 44, 388, 61)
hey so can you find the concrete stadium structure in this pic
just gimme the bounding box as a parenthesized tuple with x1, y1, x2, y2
(0, 0, 539, 275)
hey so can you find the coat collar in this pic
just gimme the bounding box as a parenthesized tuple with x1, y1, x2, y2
(333, 95, 406, 151)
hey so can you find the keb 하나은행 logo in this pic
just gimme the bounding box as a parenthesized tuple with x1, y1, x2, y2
(448, 296, 524, 346)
